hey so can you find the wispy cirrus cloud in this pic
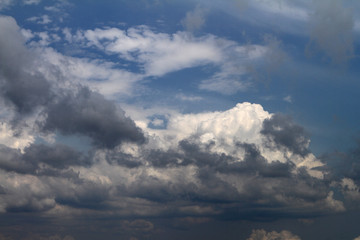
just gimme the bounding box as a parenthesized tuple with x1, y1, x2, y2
(307, 0, 354, 64)
(181, 5, 208, 33)
(0, 0, 13, 10)
(27, 15, 52, 24)
(65, 26, 274, 95)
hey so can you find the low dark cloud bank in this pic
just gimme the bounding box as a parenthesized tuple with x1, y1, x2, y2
(261, 114, 310, 157)
(40, 86, 145, 148)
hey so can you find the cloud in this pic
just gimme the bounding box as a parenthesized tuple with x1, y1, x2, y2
(0, 142, 91, 176)
(307, 0, 354, 64)
(0, 16, 144, 149)
(121, 219, 154, 233)
(0, 11, 355, 233)
(321, 141, 360, 182)
(0, 23, 334, 217)
(0, 123, 34, 150)
(261, 114, 310, 157)
(27, 15, 52, 25)
(40, 86, 145, 148)
(105, 103, 334, 217)
(246, 229, 301, 240)
(198, 43, 272, 95)
(249, 0, 308, 22)
(135, 103, 324, 176)
(322, 142, 360, 207)
(175, 93, 202, 102)
(38, 47, 142, 97)
(23, 0, 41, 5)
(283, 95, 292, 103)
(70, 26, 270, 94)
(198, 77, 250, 95)
(261, 34, 287, 74)
(0, 16, 51, 115)
(0, 101, 342, 219)
(0, 160, 114, 212)
(0, 0, 12, 10)
(77, 26, 222, 77)
(181, 5, 208, 33)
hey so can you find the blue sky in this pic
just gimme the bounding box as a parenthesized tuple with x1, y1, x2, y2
(0, 0, 360, 239)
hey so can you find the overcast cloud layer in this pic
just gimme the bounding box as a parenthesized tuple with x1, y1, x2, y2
(0, 0, 360, 239)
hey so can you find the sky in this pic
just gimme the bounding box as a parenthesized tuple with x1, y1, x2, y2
(0, 0, 360, 239)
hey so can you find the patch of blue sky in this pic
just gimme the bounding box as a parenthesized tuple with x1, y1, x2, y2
(147, 114, 169, 129)
(34, 132, 92, 153)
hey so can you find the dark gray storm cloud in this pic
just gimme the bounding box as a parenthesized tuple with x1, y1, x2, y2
(103, 150, 143, 168)
(0, 16, 52, 115)
(0, 144, 113, 212)
(147, 140, 294, 178)
(23, 143, 91, 169)
(321, 140, 360, 197)
(0, 128, 340, 220)
(0, 15, 145, 215)
(0, 143, 89, 174)
(0, 16, 144, 149)
(0, 144, 31, 174)
(261, 114, 310, 157)
(115, 140, 336, 220)
(40, 87, 145, 148)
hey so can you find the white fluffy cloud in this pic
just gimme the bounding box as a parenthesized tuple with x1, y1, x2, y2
(37, 47, 142, 97)
(0, 123, 34, 150)
(23, 0, 41, 5)
(77, 26, 222, 77)
(132, 102, 324, 177)
(67, 26, 270, 94)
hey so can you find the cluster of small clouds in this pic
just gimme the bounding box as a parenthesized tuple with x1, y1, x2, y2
(0, 0, 40, 10)
(27, 14, 51, 24)
(57, 24, 277, 95)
